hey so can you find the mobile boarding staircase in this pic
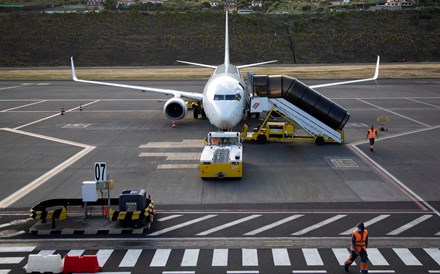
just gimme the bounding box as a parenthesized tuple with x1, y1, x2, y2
(247, 73, 350, 144)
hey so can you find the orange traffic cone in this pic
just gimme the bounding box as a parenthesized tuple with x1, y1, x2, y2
(172, 122, 176, 128)
(60, 106, 65, 115)
(79, 104, 83, 111)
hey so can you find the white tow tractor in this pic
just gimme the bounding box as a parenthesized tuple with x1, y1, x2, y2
(199, 132, 243, 179)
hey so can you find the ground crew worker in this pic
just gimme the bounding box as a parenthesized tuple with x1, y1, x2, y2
(344, 222, 369, 273)
(366, 125, 378, 152)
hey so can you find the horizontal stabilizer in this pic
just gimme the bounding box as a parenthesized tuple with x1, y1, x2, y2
(177, 60, 217, 69)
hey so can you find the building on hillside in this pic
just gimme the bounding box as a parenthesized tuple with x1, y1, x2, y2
(251, 1, 263, 8)
(385, 0, 414, 6)
(224, 0, 237, 11)
(210, 0, 220, 7)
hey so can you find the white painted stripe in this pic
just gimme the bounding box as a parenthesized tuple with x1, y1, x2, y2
(349, 125, 440, 216)
(139, 152, 200, 160)
(139, 140, 203, 148)
(244, 214, 303, 236)
(332, 248, 355, 266)
(0, 270, 10, 274)
(0, 128, 95, 209)
(0, 86, 20, 91)
(368, 248, 389, 266)
(148, 215, 217, 236)
(393, 248, 422, 266)
(357, 98, 432, 127)
(272, 248, 291, 266)
(367, 271, 395, 273)
(157, 164, 199, 169)
(292, 215, 346, 235)
(163, 272, 195, 274)
(425, 248, 440, 265)
(1, 100, 46, 112)
(96, 249, 113, 267)
(157, 215, 183, 222)
(181, 249, 199, 267)
(38, 250, 55, 256)
(387, 215, 433, 235)
(0, 246, 35, 252)
(0, 257, 24, 264)
(302, 248, 324, 266)
(227, 271, 259, 274)
(339, 215, 390, 235)
(292, 271, 326, 274)
(67, 249, 85, 256)
(150, 249, 171, 267)
(242, 249, 258, 266)
(197, 215, 261, 236)
(429, 271, 440, 273)
(119, 249, 142, 267)
(406, 98, 440, 108)
(212, 249, 228, 266)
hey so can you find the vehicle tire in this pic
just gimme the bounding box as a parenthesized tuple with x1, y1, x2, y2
(315, 136, 325, 146)
(257, 134, 267, 144)
(193, 107, 199, 119)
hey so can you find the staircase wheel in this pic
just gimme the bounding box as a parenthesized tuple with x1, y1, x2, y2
(257, 134, 267, 144)
(315, 136, 325, 146)
(193, 107, 199, 119)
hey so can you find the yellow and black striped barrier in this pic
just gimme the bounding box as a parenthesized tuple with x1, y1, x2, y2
(30, 207, 67, 222)
(109, 201, 155, 222)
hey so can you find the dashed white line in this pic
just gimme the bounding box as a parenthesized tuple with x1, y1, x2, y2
(339, 215, 390, 235)
(393, 248, 422, 266)
(244, 214, 303, 236)
(147, 215, 217, 236)
(197, 215, 261, 236)
(1, 100, 46, 112)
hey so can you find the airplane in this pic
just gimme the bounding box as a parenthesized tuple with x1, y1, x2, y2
(71, 12, 380, 131)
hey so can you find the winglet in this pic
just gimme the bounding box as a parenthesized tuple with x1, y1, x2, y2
(373, 55, 380, 80)
(70, 56, 78, 81)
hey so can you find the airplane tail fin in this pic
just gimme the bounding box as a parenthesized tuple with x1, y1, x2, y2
(224, 11, 230, 66)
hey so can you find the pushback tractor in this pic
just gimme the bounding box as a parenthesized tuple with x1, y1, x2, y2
(199, 131, 243, 179)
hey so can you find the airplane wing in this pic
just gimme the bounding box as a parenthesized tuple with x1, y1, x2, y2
(309, 56, 380, 89)
(70, 57, 204, 101)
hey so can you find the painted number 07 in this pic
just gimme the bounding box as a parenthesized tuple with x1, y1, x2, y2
(94, 162, 107, 182)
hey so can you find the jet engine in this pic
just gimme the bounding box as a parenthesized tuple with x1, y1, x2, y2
(163, 98, 188, 120)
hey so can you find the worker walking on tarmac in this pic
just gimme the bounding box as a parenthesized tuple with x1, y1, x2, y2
(366, 125, 378, 152)
(344, 222, 369, 273)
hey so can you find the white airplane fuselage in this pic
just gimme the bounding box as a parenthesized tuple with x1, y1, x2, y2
(202, 64, 246, 130)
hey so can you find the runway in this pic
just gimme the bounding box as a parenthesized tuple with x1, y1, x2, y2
(0, 79, 439, 214)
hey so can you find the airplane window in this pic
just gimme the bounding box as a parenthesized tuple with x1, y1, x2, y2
(214, 94, 225, 100)
(225, 95, 236, 100)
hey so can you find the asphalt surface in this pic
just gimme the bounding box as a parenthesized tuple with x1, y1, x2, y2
(0, 79, 439, 273)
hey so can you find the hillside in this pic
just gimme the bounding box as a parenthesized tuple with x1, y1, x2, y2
(0, 9, 439, 66)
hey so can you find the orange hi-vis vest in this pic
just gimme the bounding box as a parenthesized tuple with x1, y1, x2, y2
(352, 229, 368, 252)
(368, 128, 377, 139)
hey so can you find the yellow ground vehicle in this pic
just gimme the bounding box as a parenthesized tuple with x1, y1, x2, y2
(199, 132, 242, 179)
(242, 106, 343, 145)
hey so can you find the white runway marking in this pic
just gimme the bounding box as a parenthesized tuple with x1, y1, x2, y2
(272, 248, 291, 266)
(0, 257, 24, 264)
(157, 164, 199, 169)
(139, 139, 204, 148)
(244, 214, 303, 236)
(197, 215, 261, 236)
(119, 249, 142, 267)
(242, 248, 258, 266)
(356, 98, 432, 127)
(1, 100, 46, 112)
(302, 248, 324, 266)
(139, 152, 201, 160)
(424, 248, 440, 265)
(147, 215, 217, 236)
(368, 248, 389, 266)
(0, 128, 95, 209)
(387, 215, 433, 235)
(0, 86, 20, 91)
(393, 248, 422, 266)
(212, 249, 228, 266)
(157, 215, 183, 222)
(96, 249, 114, 266)
(181, 249, 199, 266)
(332, 248, 355, 266)
(292, 215, 346, 236)
(150, 249, 171, 267)
(339, 214, 390, 235)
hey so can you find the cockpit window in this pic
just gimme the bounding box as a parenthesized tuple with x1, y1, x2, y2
(214, 94, 237, 101)
(214, 94, 225, 100)
(235, 93, 242, 101)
